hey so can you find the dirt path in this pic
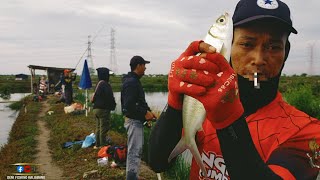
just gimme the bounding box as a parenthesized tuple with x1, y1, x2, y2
(35, 100, 63, 179)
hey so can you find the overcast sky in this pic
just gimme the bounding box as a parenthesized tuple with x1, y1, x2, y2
(0, 0, 319, 76)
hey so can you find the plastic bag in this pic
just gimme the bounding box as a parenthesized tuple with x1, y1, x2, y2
(97, 157, 108, 166)
(81, 133, 96, 148)
(98, 145, 111, 158)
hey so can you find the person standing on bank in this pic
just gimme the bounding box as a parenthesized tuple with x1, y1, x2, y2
(62, 69, 76, 106)
(92, 67, 116, 148)
(121, 55, 157, 180)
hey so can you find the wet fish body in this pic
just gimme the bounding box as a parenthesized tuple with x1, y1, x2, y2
(168, 12, 233, 177)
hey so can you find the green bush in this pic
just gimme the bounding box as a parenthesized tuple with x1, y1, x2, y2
(73, 91, 86, 104)
(284, 85, 320, 119)
(110, 113, 126, 134)
(0, 84, 12, 99)
(8, 101, 23, 110)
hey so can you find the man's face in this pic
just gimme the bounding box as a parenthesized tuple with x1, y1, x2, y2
(136, 64, 146, 76)
(231, 21, 289, 81)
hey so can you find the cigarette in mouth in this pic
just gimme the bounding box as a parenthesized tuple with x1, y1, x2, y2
(254, 72, 260, 89)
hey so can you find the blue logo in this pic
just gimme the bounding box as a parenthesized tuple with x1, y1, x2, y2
(264, 0, 273, 5)
(257, 0, 278, 9)
(16, 165, 24, 173)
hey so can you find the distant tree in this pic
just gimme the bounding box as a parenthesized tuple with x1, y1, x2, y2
(301, 73, 307, 77)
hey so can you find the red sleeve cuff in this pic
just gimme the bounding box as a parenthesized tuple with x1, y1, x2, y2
(212, 105, 244, 129)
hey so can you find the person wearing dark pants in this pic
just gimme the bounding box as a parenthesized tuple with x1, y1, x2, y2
(94, 109, 110, 147)
(121, 56, 157, 180)
(92, 67, 116, 148)
(62, 69, 76, 106)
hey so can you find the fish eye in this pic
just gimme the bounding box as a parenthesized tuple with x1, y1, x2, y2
(216, 15, 226, 25)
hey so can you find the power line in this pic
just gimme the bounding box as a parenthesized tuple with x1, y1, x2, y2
(74, 24, 106, 70)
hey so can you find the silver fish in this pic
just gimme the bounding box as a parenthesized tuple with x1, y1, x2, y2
(168, 12, 233, 177)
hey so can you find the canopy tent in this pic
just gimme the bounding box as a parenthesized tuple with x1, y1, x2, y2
(28, 65, 75, 94)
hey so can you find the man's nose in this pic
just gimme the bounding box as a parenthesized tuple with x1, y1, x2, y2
(251, 48, 267, 67)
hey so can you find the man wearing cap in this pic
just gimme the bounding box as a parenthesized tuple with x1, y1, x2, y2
(121, 55, 157, 180)
(149, 0, 320, 179)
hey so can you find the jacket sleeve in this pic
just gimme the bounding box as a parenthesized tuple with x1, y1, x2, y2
(266, 147, 319, 179)
(217, 117, 320, 179)
(105, 84, 116, 110)
(266, 122, 320, 180)
(148, 104, 183, 172)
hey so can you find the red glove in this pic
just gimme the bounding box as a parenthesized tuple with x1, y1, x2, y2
(168, 41, 244, 129)
(168, 41, 218, 110)
(196, 53, 244, 129)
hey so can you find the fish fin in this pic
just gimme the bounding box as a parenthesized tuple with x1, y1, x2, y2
(168, 138, 187, 163)
(189, 139, 208, 178)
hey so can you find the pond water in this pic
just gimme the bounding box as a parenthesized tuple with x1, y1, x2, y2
(0, 93, 30, 146)
(113, 92, 168, 114)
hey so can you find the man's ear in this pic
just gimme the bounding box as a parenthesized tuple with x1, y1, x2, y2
(284, 40, 291, 62)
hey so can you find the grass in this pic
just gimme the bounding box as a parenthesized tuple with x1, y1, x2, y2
(43, 96, 158, 179)
(0, 93, 166, 179)
(164, 156, 191, 180)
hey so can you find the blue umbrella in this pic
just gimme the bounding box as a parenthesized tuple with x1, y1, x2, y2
(79, 59, 92, 116)
(79, 59, 92, 89)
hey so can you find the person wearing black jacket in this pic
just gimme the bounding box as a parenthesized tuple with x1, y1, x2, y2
(148, 0, 320, 179)
(62, 69, 76, 106)
(92, 67, 116, 148)
(121, 56, 157, 180)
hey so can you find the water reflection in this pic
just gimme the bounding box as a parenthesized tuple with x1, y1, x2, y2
(0, 93, 30, 146)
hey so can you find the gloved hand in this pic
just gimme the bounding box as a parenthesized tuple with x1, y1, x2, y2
(168, 40, 218, 110)
(196, 53, 244, 129)
(168, 41, 244, 129)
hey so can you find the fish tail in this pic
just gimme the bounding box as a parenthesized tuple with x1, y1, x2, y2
(168, 138, 187, 163)
(189, 139, 207, 178)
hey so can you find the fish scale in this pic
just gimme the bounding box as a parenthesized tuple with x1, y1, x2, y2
(168, 12, 233, 178)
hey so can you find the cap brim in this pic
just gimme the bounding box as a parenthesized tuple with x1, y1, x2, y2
(144, 60, 150, 64)
(234, 15, 297, 34)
